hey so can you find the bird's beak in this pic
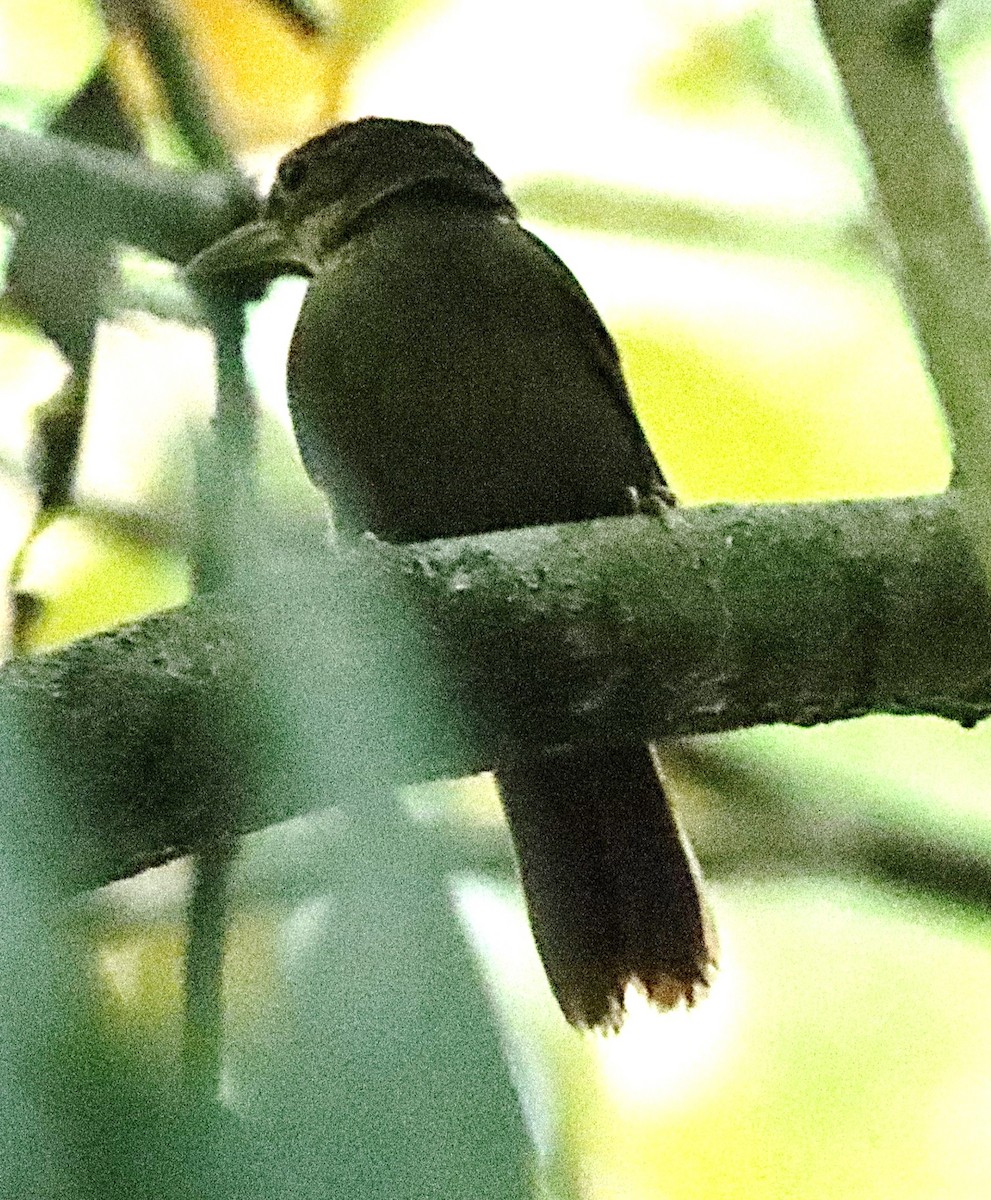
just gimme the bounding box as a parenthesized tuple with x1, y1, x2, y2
(185, 218, 317, 284)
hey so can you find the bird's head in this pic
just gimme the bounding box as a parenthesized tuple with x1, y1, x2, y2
(186, 117, 514, 286)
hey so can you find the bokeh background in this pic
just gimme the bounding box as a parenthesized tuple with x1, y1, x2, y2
(2, 1, 991, 1196)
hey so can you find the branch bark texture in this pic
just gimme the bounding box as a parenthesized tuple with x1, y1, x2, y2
(3, 494, 989, 891)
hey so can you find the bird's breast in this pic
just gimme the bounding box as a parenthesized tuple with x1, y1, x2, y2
(287, 218, 651, 542)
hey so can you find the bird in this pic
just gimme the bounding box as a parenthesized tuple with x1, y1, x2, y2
(187, 116, 715, 1030)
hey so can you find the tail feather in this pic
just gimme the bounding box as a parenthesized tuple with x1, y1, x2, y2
(497, 742, 714, 1030)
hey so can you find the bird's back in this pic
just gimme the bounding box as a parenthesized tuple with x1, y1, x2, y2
(287, 201, 662, 542)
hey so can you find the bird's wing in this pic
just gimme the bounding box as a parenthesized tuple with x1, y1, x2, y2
(517, 225, 670, 506)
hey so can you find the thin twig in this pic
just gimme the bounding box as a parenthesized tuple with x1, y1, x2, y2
(124, 0, 230, 169)
(182, 839, 232, 1100)
(515, 177, 884, 272)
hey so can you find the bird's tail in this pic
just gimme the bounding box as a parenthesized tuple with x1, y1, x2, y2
(497, 742, 715, 1030)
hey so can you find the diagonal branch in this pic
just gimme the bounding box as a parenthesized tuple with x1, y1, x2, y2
(0, 126, 255, 264)
(815, 0, 991, 576)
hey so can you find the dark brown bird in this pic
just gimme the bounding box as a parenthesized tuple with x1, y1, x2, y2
(187, 116, 715, 1029)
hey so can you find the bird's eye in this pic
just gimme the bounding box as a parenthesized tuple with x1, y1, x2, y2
(278, 156, 308, 191)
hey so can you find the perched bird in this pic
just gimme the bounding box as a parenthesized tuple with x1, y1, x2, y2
(187, 117, 714, 1029)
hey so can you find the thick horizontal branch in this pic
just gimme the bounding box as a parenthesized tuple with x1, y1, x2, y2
(0, 125, 255, 263)
(3, 493, 990, 891)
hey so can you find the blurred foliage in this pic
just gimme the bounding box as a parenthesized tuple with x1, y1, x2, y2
(2, 0, 991, 1198)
